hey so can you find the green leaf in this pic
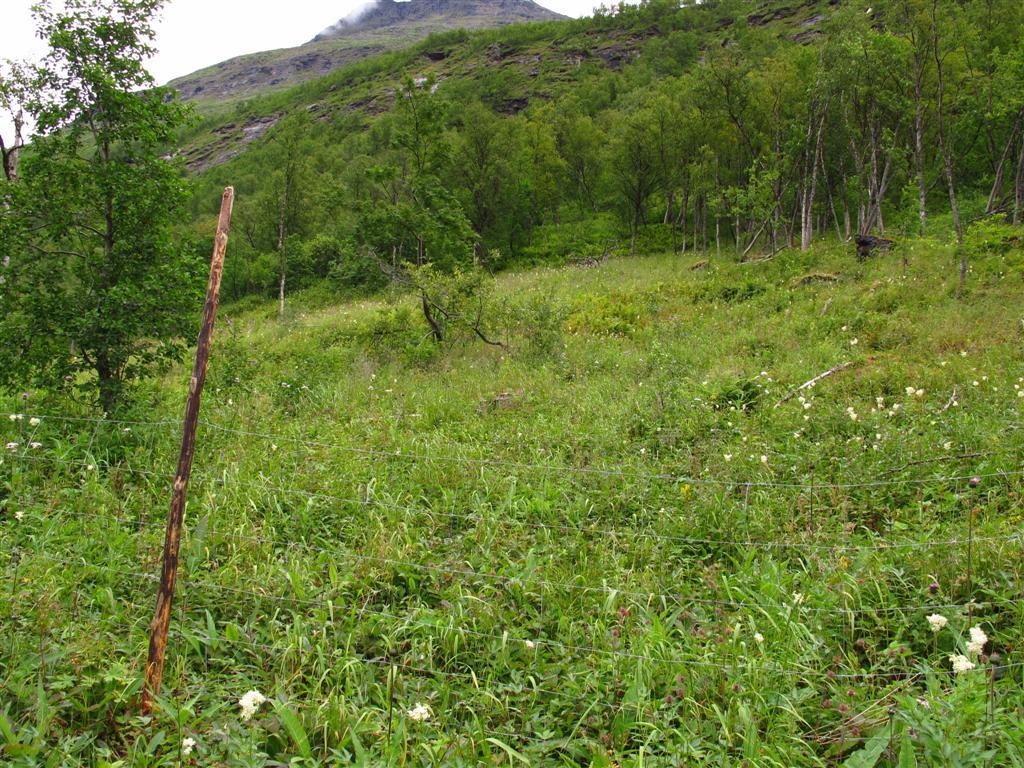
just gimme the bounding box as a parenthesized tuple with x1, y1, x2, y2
(842, 728, 890, 768)
(486, 737, 531, 765)
(898, 734, 917, 768)
(277, 703, 312, 759)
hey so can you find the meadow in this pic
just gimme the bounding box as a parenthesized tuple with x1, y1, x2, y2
(2, 229, 1024, 766)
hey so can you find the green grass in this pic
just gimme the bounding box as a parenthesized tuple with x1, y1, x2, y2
(2, 233, 1024, 765)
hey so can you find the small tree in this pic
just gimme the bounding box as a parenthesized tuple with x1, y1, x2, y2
(609, 108, 663, 254)
(0, 0, 200, 412)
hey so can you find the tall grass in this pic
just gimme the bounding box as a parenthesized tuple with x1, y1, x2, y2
(2, 232, 1023, 765)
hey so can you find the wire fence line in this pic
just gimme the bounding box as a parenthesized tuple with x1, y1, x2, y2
(9, 452, 1023, 555)
(4, 408, 1023, 758)
(17, 548, 1024, 682)
(12, 500, 1024, 618)
(8, 410, 1024, 490)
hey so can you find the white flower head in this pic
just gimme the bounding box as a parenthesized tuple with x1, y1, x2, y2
(5, 442, 17, 451)
(29, 417, 40, 427)
(905, 386, 916, 396)
(967, 626, 988, 656)
(524, 639, 537, 650)
(950, 654, 975, 674)
(926, 614, 948, 633)
(754, 632, 764, 644)
(407, 702, 432, 722)
(14, 510, 24, 521)
(239, 690, 267, 722)
(8, 413, 23, 422)
(29, 442, 41, 450)
(724, 453, 733, 462)
(792, 592, 805, 606)
(181, 737, 197, 756)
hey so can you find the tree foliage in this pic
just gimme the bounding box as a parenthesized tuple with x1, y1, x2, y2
(0, 0, 199, 411)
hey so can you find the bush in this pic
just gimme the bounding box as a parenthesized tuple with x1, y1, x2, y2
(505, 293, 566, 359)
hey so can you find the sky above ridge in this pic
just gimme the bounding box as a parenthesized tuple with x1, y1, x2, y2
(2, 1, 607, 88)
(2, 0, 613, 139)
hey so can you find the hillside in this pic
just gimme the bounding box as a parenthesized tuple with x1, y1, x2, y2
(4, 236, 1024, 763)
(176, 0, 838, 172)
(168, 0, 567, 105)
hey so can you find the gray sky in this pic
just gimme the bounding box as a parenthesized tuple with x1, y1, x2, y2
(1, 1, 608, 140)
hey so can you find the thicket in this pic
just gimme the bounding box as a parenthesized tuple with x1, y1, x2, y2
(192, 0, 1024, 309)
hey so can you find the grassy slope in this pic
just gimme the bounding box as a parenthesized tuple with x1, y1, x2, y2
(2, 234, 1024, 764)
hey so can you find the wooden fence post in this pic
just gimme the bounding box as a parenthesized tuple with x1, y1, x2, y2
(142, 186, 234, 714)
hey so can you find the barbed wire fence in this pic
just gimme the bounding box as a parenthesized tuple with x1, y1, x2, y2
(3, 410, 1024, 758)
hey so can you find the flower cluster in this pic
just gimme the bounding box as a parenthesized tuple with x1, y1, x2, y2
(407, 702, 432, 722)
(239, 690, 267, 722)
(967, 626, 988, 656)
(949, 654, 975, 674)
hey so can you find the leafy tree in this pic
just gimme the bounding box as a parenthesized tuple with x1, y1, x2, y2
(0, 0, 199, 412)
(241, 112, 313, 316)
(608, 107, 663, 254)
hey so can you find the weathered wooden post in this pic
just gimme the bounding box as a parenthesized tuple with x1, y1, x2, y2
(142, 186, 234, 714)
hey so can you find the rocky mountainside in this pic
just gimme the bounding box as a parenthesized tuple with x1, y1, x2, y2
(169, 0, 567, 105)
(314, 0, 567, 41)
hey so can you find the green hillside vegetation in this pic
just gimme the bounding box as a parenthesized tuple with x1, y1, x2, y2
(2, 0, 1024, 764)
(175, 0, 1024, 317)
(3, 234, 1024, 764)
(168, 0, 567, 108)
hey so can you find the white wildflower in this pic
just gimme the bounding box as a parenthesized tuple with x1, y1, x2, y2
(926, 614, 948, 633)
(724, 453, 733, 462)
(239, 690, 267, 722)
(754, 632, 764, 643)
(850, 338, 859, 346)
(760, 455, 768, 465)
(9, 414, 23, 422)
(181, 737, 196, 757)
(29, 442, 41, 450)
(943, 441, 953, 451)
(967, 626, 988, 656)
(524, 640, 537, 650)
(14, 510, 24, 521)
(29, 417, 40, 427)
(905, 386, 916, 396)
(792, 592, 805, 606)
(86, 464, 96, 471)
(950, 654, 975, 674)
(915, 389, 925, 397)
(407, 702, 432, 722)
(5, 442, 17, 451)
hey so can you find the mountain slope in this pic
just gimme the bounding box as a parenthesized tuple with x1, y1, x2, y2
(176, 0, 836, 173)
(169, 0, 567, 105)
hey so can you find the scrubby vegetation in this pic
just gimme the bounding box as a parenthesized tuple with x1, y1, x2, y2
(3, 229, 1024, 764)
(3, 0, 1024, 764)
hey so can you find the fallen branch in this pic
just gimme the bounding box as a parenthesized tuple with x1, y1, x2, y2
(940, 388, 958, 413)
(774, 361, 857, 408)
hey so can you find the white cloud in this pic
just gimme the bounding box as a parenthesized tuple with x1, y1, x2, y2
(0, 0, 613, 140)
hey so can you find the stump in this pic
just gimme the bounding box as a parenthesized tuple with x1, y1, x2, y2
(854, 234, 895, 261)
